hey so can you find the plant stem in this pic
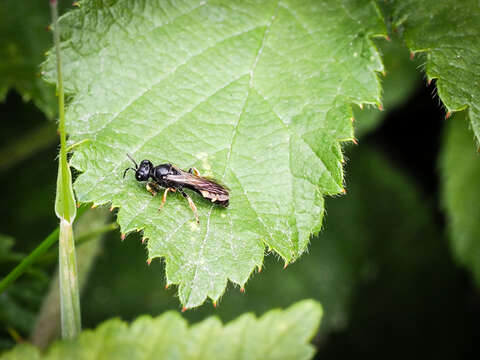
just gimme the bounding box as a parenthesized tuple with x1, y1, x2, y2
(50, 0, 81, 338)
(58, 219, 81, 338)
(0, 229, 58, 294)
(31, 207, 111, 348)
(51, 1, 70, 222)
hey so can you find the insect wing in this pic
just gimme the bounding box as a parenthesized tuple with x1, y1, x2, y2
(165, 172, 228, 195)
(166, 170, 229, 206)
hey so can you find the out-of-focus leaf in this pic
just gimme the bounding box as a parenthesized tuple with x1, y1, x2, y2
(0, 1, 57, 118)
(0, 236, 48, 351)
(440, 112, 480, 283)
(0, 344, 40, 360)
(389, 0, 480, 144)
(1, 300, 321, 360)
(43, 0, 386, 308)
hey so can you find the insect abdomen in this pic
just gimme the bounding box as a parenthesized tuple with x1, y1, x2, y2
(199, 190, 229, 207)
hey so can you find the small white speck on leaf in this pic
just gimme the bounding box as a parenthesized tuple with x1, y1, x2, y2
(189, 222, 199, 231)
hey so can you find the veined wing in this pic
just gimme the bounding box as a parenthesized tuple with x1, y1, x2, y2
(165, 171, 229, 196)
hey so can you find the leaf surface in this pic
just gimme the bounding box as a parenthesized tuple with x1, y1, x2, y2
(440, 112, 480, 283)
(0, 300, 322, 360)
(44, 0, 386, 307)
(390, 0, 480, 143)
(81, 145, 445, 336)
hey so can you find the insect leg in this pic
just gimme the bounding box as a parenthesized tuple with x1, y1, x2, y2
(146, 182, 158, 196)
(179, 189, 199, 223)
(188, 167, 201, 176)
(159, 187, 176, 211)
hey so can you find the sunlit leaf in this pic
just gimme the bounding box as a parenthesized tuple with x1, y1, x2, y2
(43, 0, 386, 307)
(82, 146, 445, 335)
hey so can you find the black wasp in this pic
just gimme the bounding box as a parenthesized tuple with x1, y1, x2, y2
(123, 154, 229, 223)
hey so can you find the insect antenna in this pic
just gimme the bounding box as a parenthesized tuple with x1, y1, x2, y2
(123, 167, 136, 178)
(123, 153, 139, 178)
(126, 153, 139, 168)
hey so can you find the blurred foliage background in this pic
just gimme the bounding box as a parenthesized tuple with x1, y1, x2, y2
(1, 2, 479, 359)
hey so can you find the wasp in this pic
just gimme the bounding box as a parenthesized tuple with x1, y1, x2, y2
(123, 154, 229, 223)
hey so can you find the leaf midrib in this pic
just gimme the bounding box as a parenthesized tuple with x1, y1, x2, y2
(184, 2, 280, 305)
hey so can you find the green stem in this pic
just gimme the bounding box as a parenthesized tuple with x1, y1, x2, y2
(0, 205, 89, 294)
(51, 2, 70, 222)
(50, 0, 80, 338)
(0, 228, 59, 294)
(58, 220, 81, 338)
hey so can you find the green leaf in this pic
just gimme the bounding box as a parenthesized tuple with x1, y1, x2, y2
(82, 145, 443, 335)
(353, 33, 421, 137)
(390, 0, 480, 143)
(54, 161, 77, 223)
(440, 112, 480, 283)
(1, 300, 322, 360)
(0, 0, 56, 118)
(43, 0, 386, 308)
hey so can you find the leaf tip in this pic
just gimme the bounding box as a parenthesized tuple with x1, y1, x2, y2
(352, 138, 359, 145)
(445, 111, 452, 119)
(378, 103, 383, 111)
(240, 287, 245, 293)
(141, 237, 148, 244)
(182, 307, 188, 312)
(410, 51, 415, 60)
(147, 258, 152, 265)
(341, 188, 347, 195)
(165, 284, 170, 290)
(120, 233, 126, 241)
(212, 301, 217, 308)
(283, 261, 289, 269)
(109, 205, 116, 212)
